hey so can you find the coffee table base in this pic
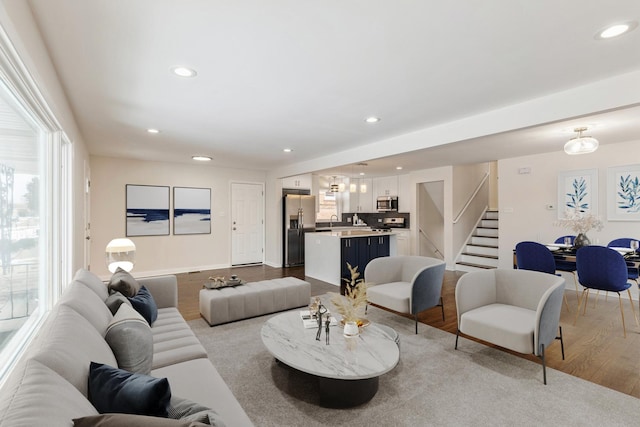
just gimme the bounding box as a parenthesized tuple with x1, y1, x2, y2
(318, 376, 379, 408)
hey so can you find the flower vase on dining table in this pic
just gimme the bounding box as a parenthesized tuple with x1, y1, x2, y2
(573, 233, 590, 248)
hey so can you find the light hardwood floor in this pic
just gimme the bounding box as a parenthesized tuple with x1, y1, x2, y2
(176, 265, 640, 399)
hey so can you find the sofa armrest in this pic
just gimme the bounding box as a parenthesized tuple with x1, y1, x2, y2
(137, 275, 178, 308)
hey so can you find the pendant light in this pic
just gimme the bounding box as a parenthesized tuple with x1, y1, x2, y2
(564, 127, 599, 155)
(330, 176, 339, 192)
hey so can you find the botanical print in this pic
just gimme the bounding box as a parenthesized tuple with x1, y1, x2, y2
(565, 177, 589, 211)
(126, 185, 170, 236)
(173, 187, 211, 235)
(557, 169, 597, 219)
(608, 165, 640, 221)
(616, 174, 640, 213)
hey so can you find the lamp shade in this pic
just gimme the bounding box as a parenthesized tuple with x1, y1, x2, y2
(564, 127, 599, 155)
(106, 238, 136, 273)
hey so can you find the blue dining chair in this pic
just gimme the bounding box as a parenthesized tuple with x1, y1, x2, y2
(575, 246, 639, 338)
(553, 235, 580, 299)
(607, 238, 640, 285)
(515, 241, 570, 312)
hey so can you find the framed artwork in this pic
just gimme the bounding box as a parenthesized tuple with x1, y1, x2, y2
(607, 164, 640, 221)
(173, 187, 211, 235)
(126, 185, 170, 236)
(557, 169, 598, 219)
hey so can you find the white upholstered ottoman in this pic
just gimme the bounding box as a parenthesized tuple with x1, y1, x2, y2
(199, 277, 311, 326)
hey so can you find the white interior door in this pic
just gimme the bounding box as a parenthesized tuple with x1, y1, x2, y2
(231, 182, 264, 265)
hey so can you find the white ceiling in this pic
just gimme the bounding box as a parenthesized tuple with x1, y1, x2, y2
(26, 0, 640, 178)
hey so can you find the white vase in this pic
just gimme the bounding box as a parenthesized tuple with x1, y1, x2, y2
(343, 321, 359, 337)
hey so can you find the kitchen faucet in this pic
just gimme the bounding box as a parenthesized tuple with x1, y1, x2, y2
(329, 214, 338, 228)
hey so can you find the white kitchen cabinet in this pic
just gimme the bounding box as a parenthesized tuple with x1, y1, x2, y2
(282, 173, 312, 190)
(373, 176, 399, 197)
(348, 178, 374, 212)
(393, 229, 411, 256)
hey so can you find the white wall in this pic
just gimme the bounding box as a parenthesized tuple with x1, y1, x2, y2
(90, 156, 266, 278)
(498, 140, 640, 299)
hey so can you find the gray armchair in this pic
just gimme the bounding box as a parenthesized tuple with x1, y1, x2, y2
(364, 256, 446, 334)
(455, 269, 565, 384)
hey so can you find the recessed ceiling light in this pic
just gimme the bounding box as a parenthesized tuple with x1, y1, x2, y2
(147, 128, 160, 134)
(396, 166, 403, 170)
(283, 148, 292, 153)
(359, 172, 365, 176)
(192, 155, 212, 161)
(365, 117, 380, 123)
(595, 21, 638, 39)
(171, 66, 197, 78)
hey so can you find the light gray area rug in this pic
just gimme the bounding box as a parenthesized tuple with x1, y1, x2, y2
(189, 305, 639, 427)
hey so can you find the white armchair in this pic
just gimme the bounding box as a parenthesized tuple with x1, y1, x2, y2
(364, 256, 446, 334)
(455, 269, 565, 384)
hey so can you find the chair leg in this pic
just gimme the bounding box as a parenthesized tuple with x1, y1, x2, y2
(627, 289, 639, 327)
(574, 288, 588, 326)
(563, 293, 571, 313)
(455, 329, 460, 350)
(557, 326, 565, 360)
(415, 313, 418, 334)
(439, 296, 445, 322)
(617, 292, 627, 339)
(571, 271, 580, 301)
(583, 289, 591, 315)
(541, 343, 547, 385)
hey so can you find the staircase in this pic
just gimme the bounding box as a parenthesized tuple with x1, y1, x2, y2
(456, 210, 499, 272)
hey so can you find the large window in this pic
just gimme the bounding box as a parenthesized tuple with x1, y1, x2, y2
(0, 45, 71, 380)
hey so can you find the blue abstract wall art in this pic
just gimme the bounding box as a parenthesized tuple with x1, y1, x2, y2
(173, 187, 211, 235)
(126, 184, 170, 236)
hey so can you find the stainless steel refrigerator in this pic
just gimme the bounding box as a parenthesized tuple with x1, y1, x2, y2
(283, 194, 316, 267)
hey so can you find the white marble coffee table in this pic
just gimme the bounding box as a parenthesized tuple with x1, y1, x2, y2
(261, 310, 400, 407)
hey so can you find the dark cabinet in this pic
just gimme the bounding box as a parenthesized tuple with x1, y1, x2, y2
(340, 235, 390, 294)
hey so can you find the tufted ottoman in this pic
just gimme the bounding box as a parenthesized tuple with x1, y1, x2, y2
(199, 277, 311, 326)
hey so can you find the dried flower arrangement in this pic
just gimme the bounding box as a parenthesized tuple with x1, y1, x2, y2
(555, 209, 604, 234)
(329, 263, 368, 324)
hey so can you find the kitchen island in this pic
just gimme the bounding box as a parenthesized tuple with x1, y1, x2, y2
(305, 230, 397, 287)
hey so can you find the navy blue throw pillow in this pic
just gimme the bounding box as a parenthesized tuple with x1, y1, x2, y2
(88, 362, 171, 417)
(128, 286, 158, 325)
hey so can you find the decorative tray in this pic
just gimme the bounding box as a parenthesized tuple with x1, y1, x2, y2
(204, 279, 245, 289)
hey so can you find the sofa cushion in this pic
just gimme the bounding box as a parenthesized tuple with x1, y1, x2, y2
(129, 286, 158, 325)
(152, 358, 254, 427)
(29, 305, 118, 397)
(109, 267, 140, 297)
(0, 359, 98, 427)
(105, 291, 132, 315)
(366, 281, 412, 314)
(73, 414, 209, 427)
(169, 396, 227, 427)
(105, 303, 153, 374)
(459, 303, 536, 354)
(74, 268, 110, 301)
(59, 280, 114, 334)
(88, 362, 171, 417)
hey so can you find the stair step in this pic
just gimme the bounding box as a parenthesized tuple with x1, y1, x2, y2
(465, 245, 499, 256)
(475, 227, 499, 237)
(471, 236, 498, 246)
(484, 211, 499, 220)
(456, 262, 497, 272)
(460, 254, 499, 267)
(481, 219, 499, 228)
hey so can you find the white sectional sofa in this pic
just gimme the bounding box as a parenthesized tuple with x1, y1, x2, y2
(0, 269, 254, 426)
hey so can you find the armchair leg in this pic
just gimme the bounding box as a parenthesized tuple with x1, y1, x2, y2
(415, 314, 418, 334)
(557, 326, 565, 360)
(455, 329, 460, 350)
(541, 344, 547, 385)
(439, 296, 445, 322)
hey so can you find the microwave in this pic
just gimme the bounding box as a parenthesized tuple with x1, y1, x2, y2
(377, 196, 398, 212)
